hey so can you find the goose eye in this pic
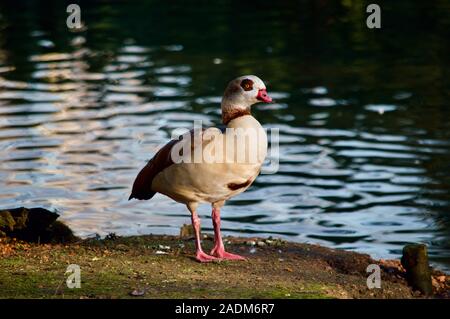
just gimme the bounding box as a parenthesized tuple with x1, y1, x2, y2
(240, 79, 254, 91)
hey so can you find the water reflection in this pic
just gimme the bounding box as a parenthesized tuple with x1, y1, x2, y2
(0, 1, 449, 271)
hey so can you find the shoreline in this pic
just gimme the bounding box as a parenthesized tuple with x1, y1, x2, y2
(70, 230, 450, 274)
(1, 233, 448, 299)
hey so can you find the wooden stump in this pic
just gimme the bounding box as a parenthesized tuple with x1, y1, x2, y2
(179, 223, 195, 239)
(401, 244, 433, 295)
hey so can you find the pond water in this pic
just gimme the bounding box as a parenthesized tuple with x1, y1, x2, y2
(0, 1, 449, 271)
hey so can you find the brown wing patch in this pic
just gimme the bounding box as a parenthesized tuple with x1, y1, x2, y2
(129, 139, 178, 200)
(240, 78, 254, 91)
(129, 128, 223, 200)
(227, 179, 252, 191)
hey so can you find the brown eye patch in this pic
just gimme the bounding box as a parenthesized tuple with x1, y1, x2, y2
(240, 79, 254, 91)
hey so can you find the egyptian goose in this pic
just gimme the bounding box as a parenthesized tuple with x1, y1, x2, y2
(129, 75, 272, 262)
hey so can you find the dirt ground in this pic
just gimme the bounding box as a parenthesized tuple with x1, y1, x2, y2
(0, 234, 448, 299)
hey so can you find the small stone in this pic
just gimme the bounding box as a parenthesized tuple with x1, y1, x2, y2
(257, 241, 266, 247)
(129, 288, 146, 296)
(155, 250, 168, 255)
(437, 275, 446, 283)
(162, 279, 174, 283)
(158, 244, 170, 250)
(246, 241, 256, 246)
(116, 244, 129, 251)
(105, 233, 118, 240)
(202, 233, 213, 240)
(179, 224, 194, 239)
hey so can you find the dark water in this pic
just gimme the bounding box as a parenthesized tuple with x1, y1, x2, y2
(0, 1, 449, 271)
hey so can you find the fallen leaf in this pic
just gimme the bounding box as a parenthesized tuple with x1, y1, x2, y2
(437, 275, 446, 283)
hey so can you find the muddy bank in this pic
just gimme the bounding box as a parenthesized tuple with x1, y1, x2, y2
(0, 207, 76, 243)
(1, 232, 448, 299)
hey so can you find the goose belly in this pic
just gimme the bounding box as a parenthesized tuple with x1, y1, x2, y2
(151, 162, 261, 203)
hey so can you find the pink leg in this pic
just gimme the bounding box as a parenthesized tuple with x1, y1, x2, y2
(210, 207, 246, 261)
(191, 211, 218, 263)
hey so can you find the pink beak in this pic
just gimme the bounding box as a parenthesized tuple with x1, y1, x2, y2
(256, 89, 272, 103)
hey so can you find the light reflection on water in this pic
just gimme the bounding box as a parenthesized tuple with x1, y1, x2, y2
(0, 1, 449, 271)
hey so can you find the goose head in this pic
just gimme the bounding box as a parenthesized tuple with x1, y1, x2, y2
(221, 75, 272, 124)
